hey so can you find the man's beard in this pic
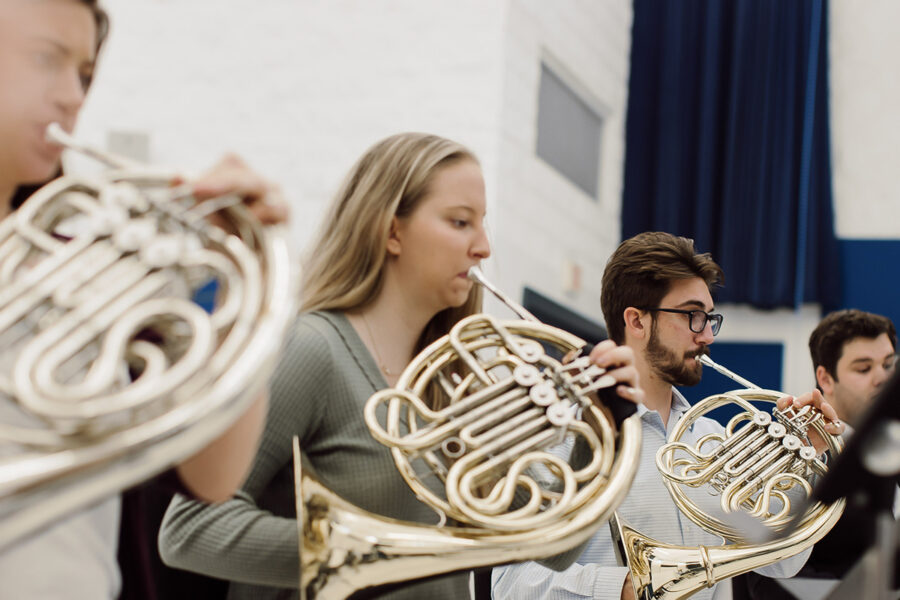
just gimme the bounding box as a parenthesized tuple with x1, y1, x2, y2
(645, 321, 707, 387)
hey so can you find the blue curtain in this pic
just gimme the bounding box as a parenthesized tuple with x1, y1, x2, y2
(622, 0, 840, 310)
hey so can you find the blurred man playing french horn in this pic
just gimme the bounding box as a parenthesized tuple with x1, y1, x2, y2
(738, 309, 898, 599)
(492, 231, 845, 600)
(0, 1, 287, 598)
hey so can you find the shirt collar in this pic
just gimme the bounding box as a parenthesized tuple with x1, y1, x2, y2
(634, 387, 691, 418)
(671, 388, 692, 413)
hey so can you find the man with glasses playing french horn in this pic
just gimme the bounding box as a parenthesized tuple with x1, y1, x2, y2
(492, 231, 845, 600)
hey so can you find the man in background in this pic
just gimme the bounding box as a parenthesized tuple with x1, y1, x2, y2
(810, 309, 895, 434)
(738, 309, 897, 599)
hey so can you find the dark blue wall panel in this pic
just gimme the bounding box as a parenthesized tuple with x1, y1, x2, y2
(839, 239, 900, 331)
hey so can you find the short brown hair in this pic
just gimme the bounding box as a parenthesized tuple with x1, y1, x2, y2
(809, 309, 896, 380)
(601, 232, 723, 343)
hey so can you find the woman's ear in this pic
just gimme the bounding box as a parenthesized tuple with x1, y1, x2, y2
(385, 216, 402, 256)
(623, 307, 647, 341)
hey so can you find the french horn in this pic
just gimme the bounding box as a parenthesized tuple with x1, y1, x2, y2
(292, 266, 642, 599)
(611, 355, 845, 599)
(0, 124, 296, 549)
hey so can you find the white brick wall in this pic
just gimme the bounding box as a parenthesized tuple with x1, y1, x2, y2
(830, 0, 900, 239)
(78, 0, 509, 250)
(76, 0, 632, 326)
(488, 0, 632, 323)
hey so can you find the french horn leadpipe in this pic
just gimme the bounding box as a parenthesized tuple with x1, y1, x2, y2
(611, 355, 845, 600)
(0, 124, 296, 549)
(292, 267, 642, 599)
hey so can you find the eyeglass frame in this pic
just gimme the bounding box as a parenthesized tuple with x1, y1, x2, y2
(636, 307, 724, 336)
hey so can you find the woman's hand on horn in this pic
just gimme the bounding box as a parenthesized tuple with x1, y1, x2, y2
(776, 390, 845, 453)
(177, 153, 290, 225)
(588, 340, 644, 405)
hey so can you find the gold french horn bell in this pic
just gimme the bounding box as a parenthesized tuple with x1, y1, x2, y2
(292, 266, 642, 599)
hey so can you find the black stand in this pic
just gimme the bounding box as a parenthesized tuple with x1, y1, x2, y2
(810, 369, 900, 600)
(823, 481, 898, 600)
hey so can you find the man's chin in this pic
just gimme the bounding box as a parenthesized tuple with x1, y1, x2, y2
(670, 363, 703, 387)
(656, 365, 702, 388)
(678, 371, 703, 387)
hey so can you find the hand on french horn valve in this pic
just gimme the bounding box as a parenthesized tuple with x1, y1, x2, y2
(776, 389, 845, 453)
(586, 340, 644, 405)
(176, 153, 290, 225)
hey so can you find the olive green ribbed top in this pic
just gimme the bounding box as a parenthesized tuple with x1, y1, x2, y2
(158, 311, 470, 600)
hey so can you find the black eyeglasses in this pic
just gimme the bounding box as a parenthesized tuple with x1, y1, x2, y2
(638, 307, 724, 336)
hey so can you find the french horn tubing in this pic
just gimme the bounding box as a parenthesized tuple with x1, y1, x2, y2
(0, 124, 296, 549)
(611, 355, 845, 599)
(292, 266, 642, 599)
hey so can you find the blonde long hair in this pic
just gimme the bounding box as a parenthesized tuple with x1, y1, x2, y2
(302, 132, 484, 354)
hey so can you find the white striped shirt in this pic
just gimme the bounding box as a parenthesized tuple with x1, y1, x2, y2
(491, 390, 810, 600)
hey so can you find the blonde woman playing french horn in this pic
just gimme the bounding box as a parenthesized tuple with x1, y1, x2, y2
(158, 132, 644, 599)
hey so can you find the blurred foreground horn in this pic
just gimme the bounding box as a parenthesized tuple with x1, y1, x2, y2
(612, 355, 844, 599)
(293, 266, 641, 599)
(0, 124, 296, 549)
